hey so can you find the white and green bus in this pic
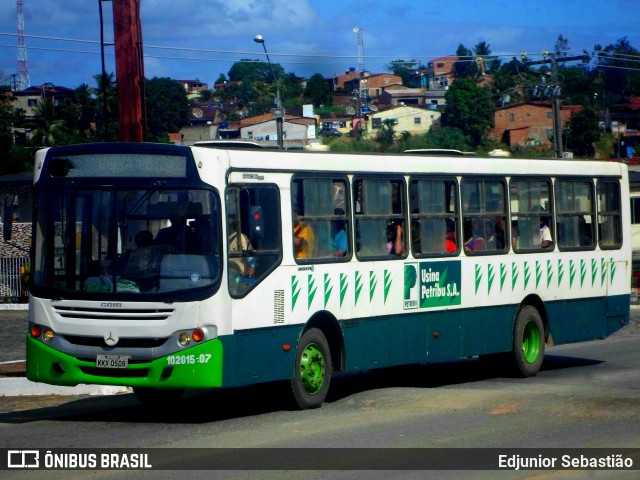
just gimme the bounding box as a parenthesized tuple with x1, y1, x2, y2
(20, 143, 631, 408)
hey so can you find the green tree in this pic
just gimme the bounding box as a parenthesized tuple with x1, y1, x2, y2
(442, 79, 493, 147)
(555, 34, 570, 58)
(0, 86, 16, 155)
(304, 73, 332, 107)
(557, 65, 596, 107)
(144, 77, 189, 142)
(453, 44, 478, 79)
(564, 107, 600, 157)
(228, 60, 284, 84)
(377, 118, 396, 149)
(93, 72, 119, 141)
(24, 96, 66, 147)
(57, 83, 98, 141)
(420, 127, 471, 151)
(473, 41, 500, 74)
(385, 59, 418, 86)
(595, 37, 640, 97)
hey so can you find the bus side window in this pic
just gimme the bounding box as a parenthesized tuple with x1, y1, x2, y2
(510, 178, 553, 253)
(409, 178, 458, 256)
(291, 177, 350, 261)
(461, 178, 508, 254)
(354, 177, 406, 259)
(597, 180, 622, 249)
(556, 179, 595, 251)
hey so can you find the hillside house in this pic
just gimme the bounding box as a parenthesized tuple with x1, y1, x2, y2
(367, 105, 441, 137)
(493, 102, 577, 147)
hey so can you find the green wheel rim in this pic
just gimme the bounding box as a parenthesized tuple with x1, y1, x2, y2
(522, 321, 541, 364)
(299, 342, 326, 395)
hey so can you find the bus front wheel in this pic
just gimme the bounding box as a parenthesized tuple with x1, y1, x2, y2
(511, 305, 545, 377)
(290, 328, 332, 409)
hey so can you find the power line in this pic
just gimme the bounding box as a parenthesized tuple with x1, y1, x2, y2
(5, 31, 640, 64)
(3, 32, 640, 75)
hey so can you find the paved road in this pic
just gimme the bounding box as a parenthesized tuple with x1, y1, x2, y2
(0, 309, 28, 364)
(0, 308, 639, 479)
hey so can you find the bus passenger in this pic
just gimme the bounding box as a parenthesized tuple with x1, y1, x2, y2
(293, 210, 315, 259)
(445, 218, 456, 253)
(387, 222, 404, 255)
(493, 216, 507, 250)
(538, 216, 553, 249)
(533, 206, 553, 249)
(228, 218, 256, 291)
(464, 219, 485, 251)
(332, 220, 347, 257)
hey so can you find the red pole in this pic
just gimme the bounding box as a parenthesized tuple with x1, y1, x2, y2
(112, 0, 144, 142)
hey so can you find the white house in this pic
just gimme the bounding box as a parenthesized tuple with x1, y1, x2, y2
(367, 105, 441, 137)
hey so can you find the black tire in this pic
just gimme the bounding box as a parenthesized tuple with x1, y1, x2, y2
(290, 328, 332, 409)
(511, 305, 545, 377)
(133, 387, 184, 406)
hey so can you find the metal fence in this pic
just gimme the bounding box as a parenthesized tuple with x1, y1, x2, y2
(0, 256, 29, 303)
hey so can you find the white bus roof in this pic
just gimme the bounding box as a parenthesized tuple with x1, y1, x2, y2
(192, 147, 628, 179)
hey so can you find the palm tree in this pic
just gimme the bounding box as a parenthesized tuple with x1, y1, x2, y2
(25, 96, 65, 147)
(93, 72, 119, 140)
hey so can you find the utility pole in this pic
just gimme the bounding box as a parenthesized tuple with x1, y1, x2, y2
(523, 51, 585, 159)
(112, 0, 146, 142)
(549, 53, 564, 159)
(254, 35, 284, 149)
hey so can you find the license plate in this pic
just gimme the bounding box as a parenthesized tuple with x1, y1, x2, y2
(96, 355, 128, 369)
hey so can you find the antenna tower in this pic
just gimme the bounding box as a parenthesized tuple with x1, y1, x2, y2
(16, 0, 30, 91)
(354, 26, 364, 75)
(353, 26, 367, 112)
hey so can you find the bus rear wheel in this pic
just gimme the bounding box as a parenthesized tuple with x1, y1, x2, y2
(290, 328, 332, 409)
(511, 305, 545, 377)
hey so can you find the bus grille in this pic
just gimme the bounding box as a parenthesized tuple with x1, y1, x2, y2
(64, 335, 167, 348)
(52, 305, 174, 321)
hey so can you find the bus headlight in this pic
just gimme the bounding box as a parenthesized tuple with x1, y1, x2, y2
(178, 333, 191, 347)
(176, 326, 215, 348)
(42, 329, 55, 343)
(30, 324, 55, 343)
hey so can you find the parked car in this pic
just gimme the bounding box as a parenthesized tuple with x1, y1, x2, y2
(320, 128, 342, 137)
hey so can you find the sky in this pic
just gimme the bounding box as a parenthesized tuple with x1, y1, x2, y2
(1, 0, 639, 90)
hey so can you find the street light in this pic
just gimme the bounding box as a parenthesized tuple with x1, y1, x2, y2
(254, 34, 284, 149)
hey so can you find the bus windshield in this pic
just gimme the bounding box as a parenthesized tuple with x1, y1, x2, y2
(32, 185, 222, 298)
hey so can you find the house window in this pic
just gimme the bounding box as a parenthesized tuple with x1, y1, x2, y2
(509, 113, 515, 122)
(546, 112, 553, 119)
(414, 117, 421, 124)
(28, 99, 38, 107)
(372, 118, 382, 129)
